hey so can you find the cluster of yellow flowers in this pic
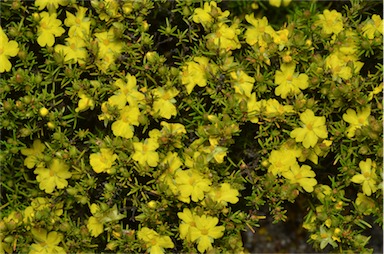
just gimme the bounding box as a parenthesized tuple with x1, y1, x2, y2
(1, 0, 382, 253)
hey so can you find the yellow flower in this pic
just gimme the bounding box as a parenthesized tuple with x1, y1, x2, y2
(362, 14, 383, 39)
(192, 1, 229, 28)
(20, 139, 46, 169)
(351, 159, 378, 196)
(315, 184, 332, 202)
(230, 70, 255, 99)
(159, 152, 183, 195)
(132, 138, 160, 167)
(290, 109, 328, 148)
(89, 148, 118, 173)
(111, 105, 140, 139)
(35, 0, 67, 11)
(30, 228, 65, 254)
(202, 145, 227, 164)
(160, 121, 186, 135)
(95, 29, 123, 57)
(87, 216, 104, 237)
(87, 204, 103, 237)
(178, 208, 196, 242)
(355, 193, 376, 215)
(94, 29, 123, 71)
(152, 87, 179, 119)
(190, 214, 225, 253)
(87, 204, 125, 237)
(324, 52, 362, 81)
(342, 107, 371, 138)
(34, 159, 72, 193)
(282, 164, 318, 192)
(0, 27, 19, 73)
(156, 121, 186, 148)
(23, 197, 63, 225)
(207, 182, 239, 205)
(244, 15, 276, 47)
(175, 169, 212, 203)
(269, 0, 291, 7)
(315, 9, 344, 35)
(298, 140, 332, 165)
(75, 92, 94, 112)
(64, 6, 91, 38)
(137, 227, 174, 254)
(264, 98, 294, 116)
(96, 0, 121, 21)
(207, 22, 241, 51)
(246, 93, 262, 123)
(37, 12, 65, 47)
(273, 29, 289, 50)
(55, 36, 88, 65)
(268, 147, 301, 176)
(109, 74, 144, 109)
(181, 56, 213, 94)
(368, 84, 382, 101)
(274, 63, 309, 99)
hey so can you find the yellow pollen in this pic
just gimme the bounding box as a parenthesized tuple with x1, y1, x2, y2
(75, 18, 81, 24)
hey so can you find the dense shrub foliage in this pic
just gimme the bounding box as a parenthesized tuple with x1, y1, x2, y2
(0, 0, 382, 253)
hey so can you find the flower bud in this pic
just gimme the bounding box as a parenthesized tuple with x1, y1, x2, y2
(47, 122, 56, 129)
(147, 200, 157, 209)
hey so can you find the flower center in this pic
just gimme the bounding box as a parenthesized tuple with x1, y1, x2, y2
(358, 117, 366, 125)
(200, 228, 209, 235)
(41, 21, 49, 30)
(189, 177, 196, 185)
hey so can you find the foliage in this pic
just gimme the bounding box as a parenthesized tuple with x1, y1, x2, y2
(0, 0, 382, 253)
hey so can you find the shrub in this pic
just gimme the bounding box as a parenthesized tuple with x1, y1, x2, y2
(0, 0, 382, 253)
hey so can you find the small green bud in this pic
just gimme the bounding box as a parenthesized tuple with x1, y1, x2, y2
(34, 73, 43, 84)
(23, 95, 32, 104)
(67, 187, 78, 196)
(10, 147, 19, 154)
(4, 235, 14, 243)
(8, 27, 20, 37)
(19, 127, 32, 137)
(11, 0, 21, 10)
(2, 119, 10, 128)
(105, 183, 115, 192)
(25, 31, 34, 39)
(77, 195, 88, 204)
(358, 146, 369, 155)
